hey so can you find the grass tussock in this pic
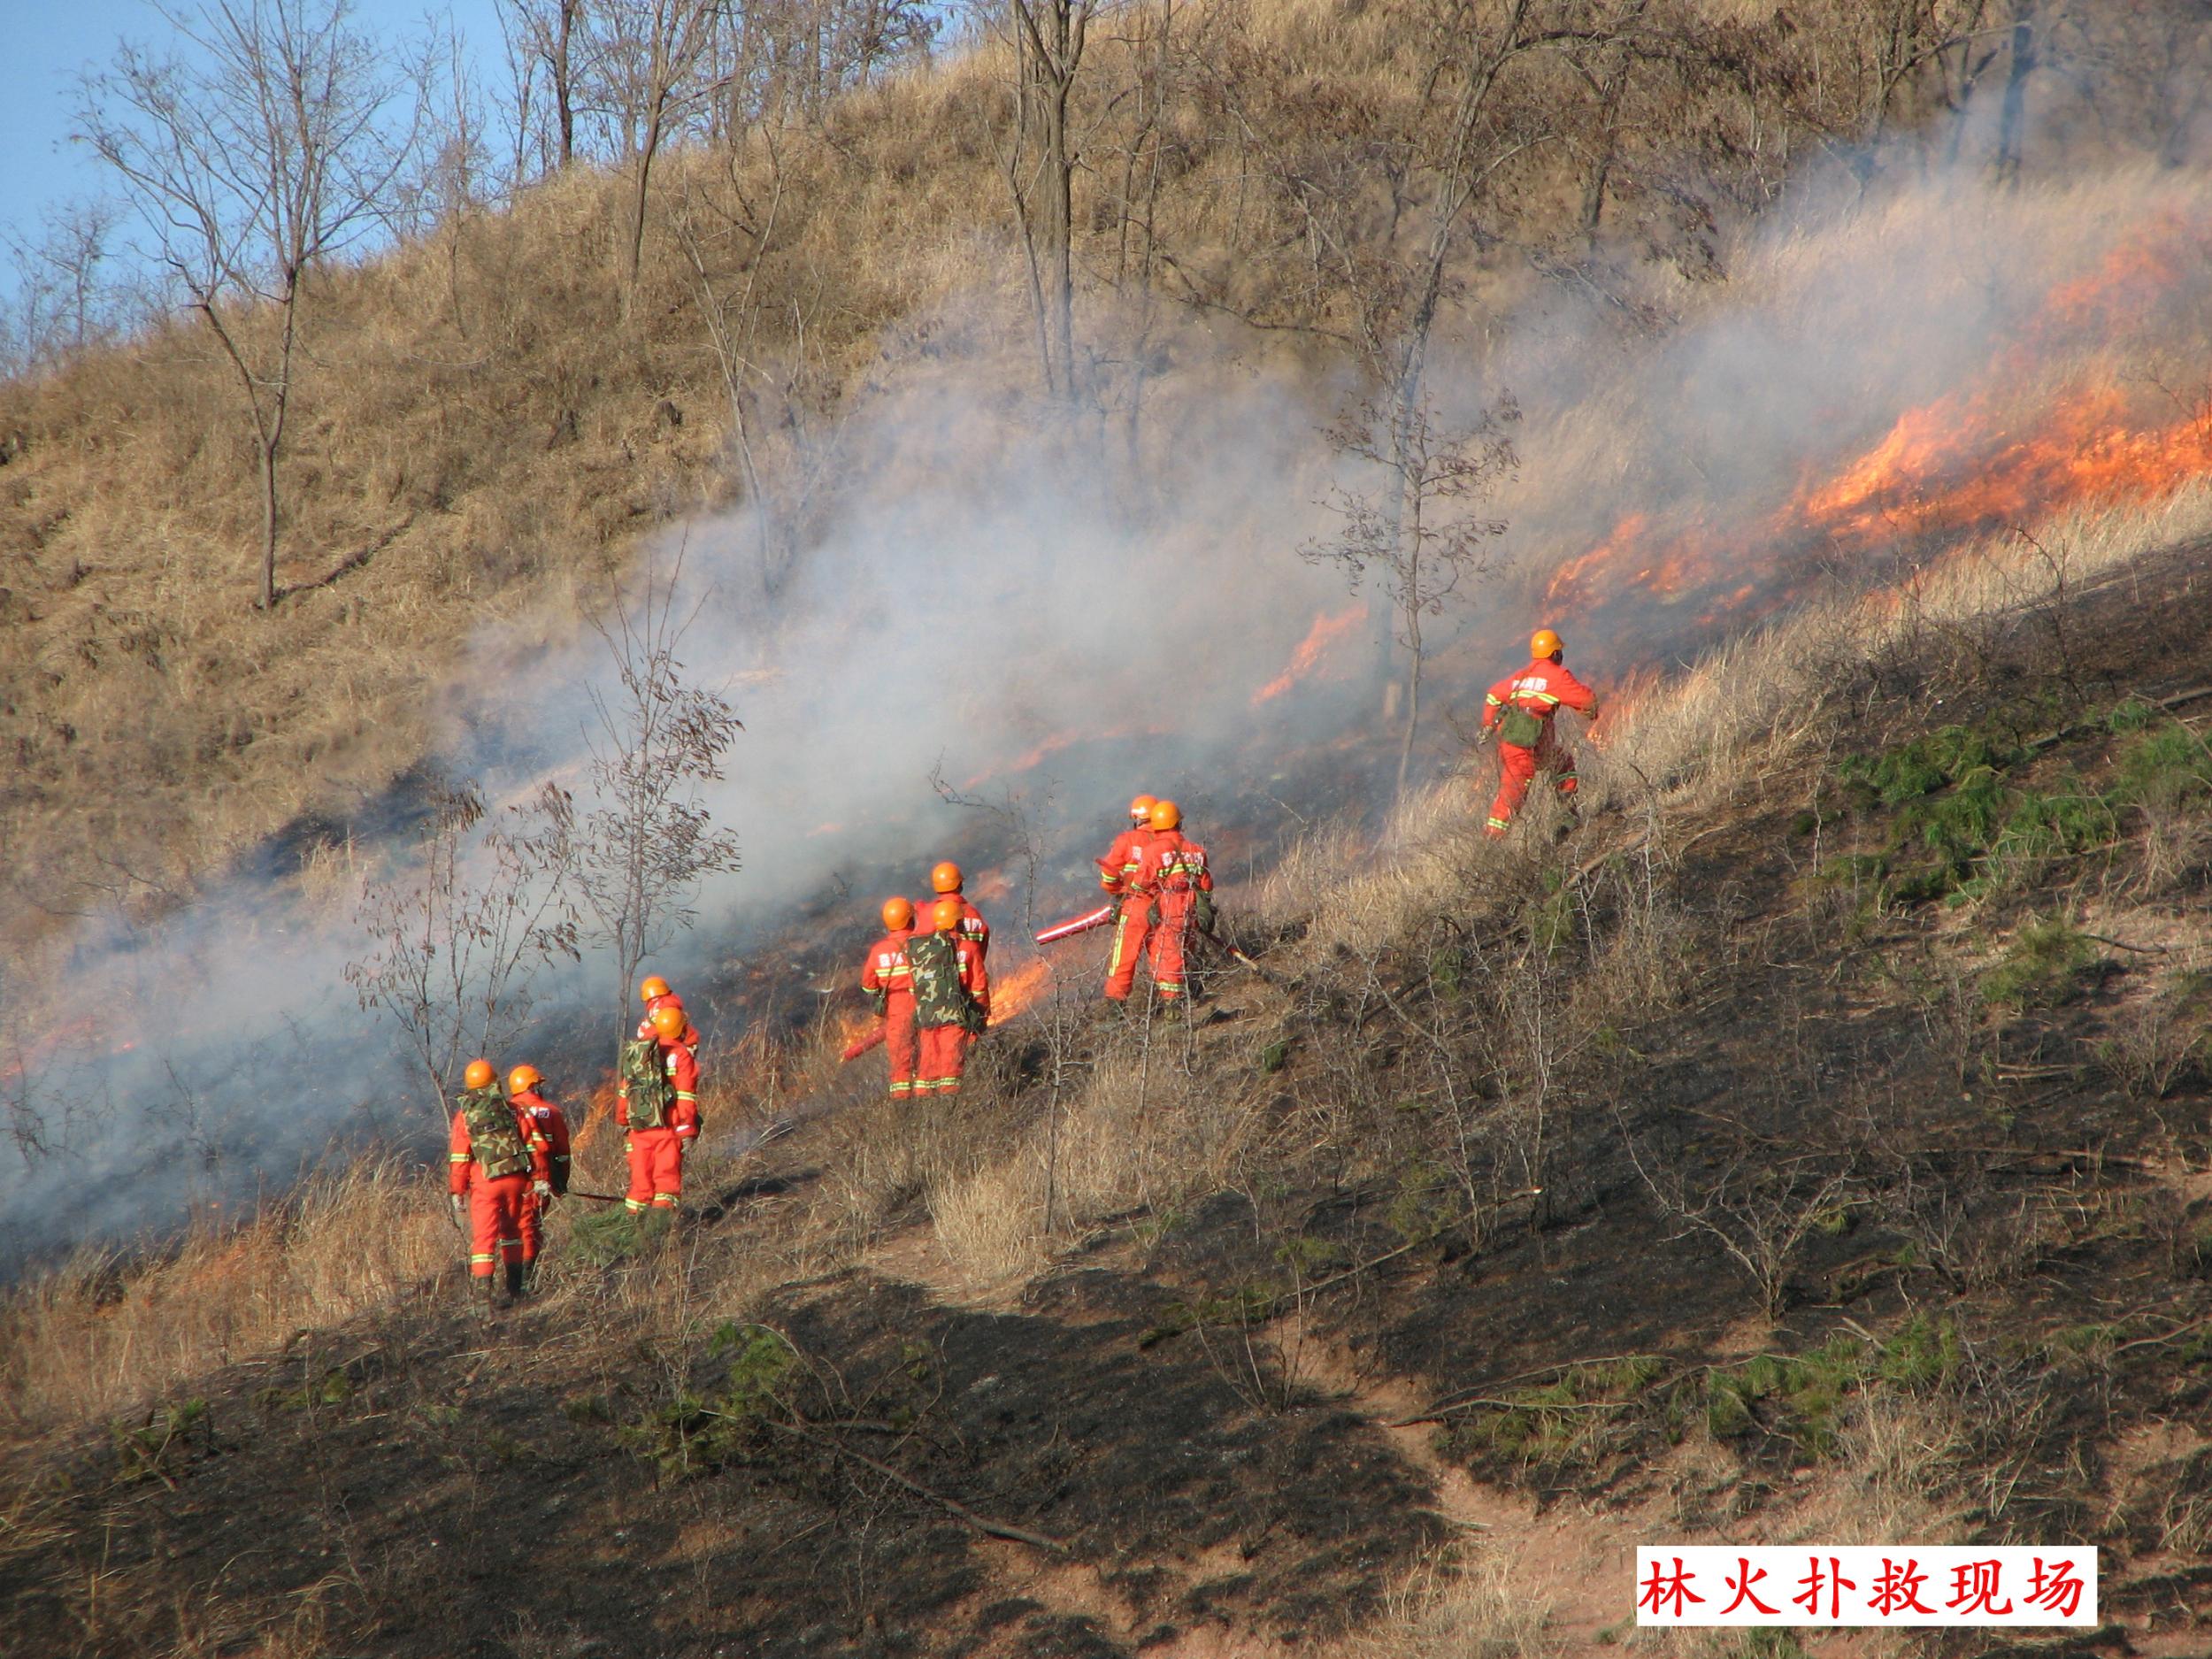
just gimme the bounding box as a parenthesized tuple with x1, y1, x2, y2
(1340, 1548, 1555, 1659)
(0, 1156, 452, 1433)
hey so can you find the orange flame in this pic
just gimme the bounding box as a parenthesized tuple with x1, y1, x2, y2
(1542, 209, 2212, 633)
(1800, 382, 2212, 549)
(987, 958, 1053, 1025)
(1252, 605, 1365, 705)
(572, 1073, 619, 1153)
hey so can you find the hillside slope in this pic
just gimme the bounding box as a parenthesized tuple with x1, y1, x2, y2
(4, 526, 2209, 1658)
(8, 0, 2203, 962)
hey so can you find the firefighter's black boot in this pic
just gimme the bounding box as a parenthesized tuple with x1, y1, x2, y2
(504, 1262, 526, 1302)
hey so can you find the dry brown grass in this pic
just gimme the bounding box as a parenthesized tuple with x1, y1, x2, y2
(1335, 1546, 1557, 1659)
(11, 472, 2208, 1440)
(2, 0, 2062, 972)
(0, 1156, 452, 1434)
(1253, 479, 2212, 964)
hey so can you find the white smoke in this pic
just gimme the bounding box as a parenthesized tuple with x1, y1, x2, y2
(5, 152, 2209, 1268)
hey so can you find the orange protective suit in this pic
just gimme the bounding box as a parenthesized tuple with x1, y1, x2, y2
(1481, 657, 1600, 835)
(617, 1041, 701, 1211)
(914, 937, 988, 1094)
(1134, 829, 1212, 1002)
(449, 1099, 550, 1279)
(860, 926, 918, 1097)
(1098, 824, 1161, 1002)
(511, 1087, 571, 1263)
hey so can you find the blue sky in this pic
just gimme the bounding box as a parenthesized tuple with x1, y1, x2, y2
(2, 0, 507, 257)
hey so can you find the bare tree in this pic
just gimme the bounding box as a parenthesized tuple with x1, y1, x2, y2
(346, 780, 580, 1119)
(671, 138, 845, 597)
(79, 0, 424, 611)
(562, 541, 747, 1038)
(0, 199, 126, 380)
(587, 0, 723, 286)
(992, 0, 1095, 400)
(1308, 395, 1519, 799)
(496, 0, 587, 173)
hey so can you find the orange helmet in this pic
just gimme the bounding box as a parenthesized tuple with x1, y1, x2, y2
(639, 975, 672, 1003)
(930, 861, 963, 894)
(650, 1004, 688, 1041)
(507, 1064, 542, 1097)
(932, 896, 964, 933)
(1531, 627, 1563, 661)
(1147, 799, 1181, 831)
(882, 895, 915, 930)
(463, 1058, 496, 1091)
(1128, 794, 1156, 823)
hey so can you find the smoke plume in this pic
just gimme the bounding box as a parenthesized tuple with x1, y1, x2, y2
(5, 150, 2210, 1270)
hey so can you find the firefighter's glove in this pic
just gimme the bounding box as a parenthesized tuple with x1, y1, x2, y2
(533, 1179, 555, 1207)
(1194, 892, 1217, 933)
(448, 1193, 466, 1230)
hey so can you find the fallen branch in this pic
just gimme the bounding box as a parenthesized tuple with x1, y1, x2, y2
(1394, 1395, 1633, 1424)
(2109, 1310, 2212, 1358)
(2079, 933, 2167, 956)
(1292, 1188, 1544, 1302)
(764, 1417, 1070, 1554)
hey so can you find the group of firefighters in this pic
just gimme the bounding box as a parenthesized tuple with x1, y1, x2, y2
(442, 626, 1598, 1299)
(849, 796, 1219, 1098)
(442, 975, 704, 1312)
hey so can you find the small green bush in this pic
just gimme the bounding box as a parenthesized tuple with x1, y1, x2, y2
(1983, 917, 2098, 1009)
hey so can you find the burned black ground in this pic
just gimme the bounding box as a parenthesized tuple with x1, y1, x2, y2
(5, 544, 2212, 1658)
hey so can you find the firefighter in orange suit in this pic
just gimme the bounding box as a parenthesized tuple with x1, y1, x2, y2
(861, 896, 920, 1098)
(1100, 794, 1164, 1002)
(635, 974, 702, 1052)
(926, 862, 992, 960)
(617, 1004, 701, 1213)
(506, 1064, 571, 1289)
(910, 897, 989, 1094)
(1132, 800, 1212, 1003)
(448, 1057, 552, 1310)
(1481, 627, 1600, 837)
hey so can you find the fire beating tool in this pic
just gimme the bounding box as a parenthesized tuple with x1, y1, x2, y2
(1193, 924, 1278, 983)
(839, 1025, 887, 1063)
(1033, 902, 1118, 945)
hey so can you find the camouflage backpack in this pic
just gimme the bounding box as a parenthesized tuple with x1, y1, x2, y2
(620, 1038, 673, 1129)
(457, 1086, 531, 1180)
(1496, 695, 1546, 749)
(907, 932, 985, 1033)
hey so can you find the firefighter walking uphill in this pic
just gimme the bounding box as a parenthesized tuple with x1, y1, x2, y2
(449, 1058, 555, 1312)
(861, 896, 920, 1098)
(618, 1003, 702, 1214)
(909, 897, 989, 1094)
(1481, 627, 1601, 837)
